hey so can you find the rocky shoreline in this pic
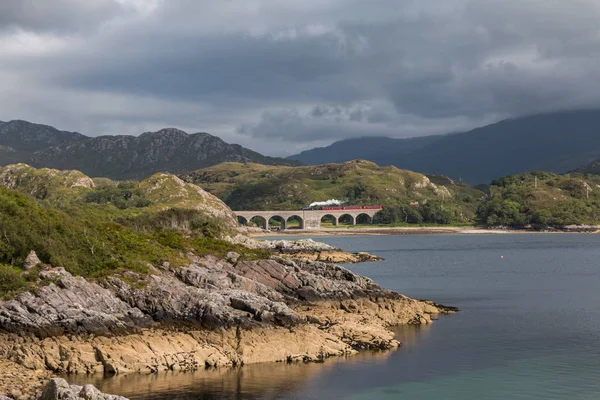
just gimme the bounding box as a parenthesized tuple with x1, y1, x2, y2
(226, 235, 383, 263)
(0, 377, 128, 400)
(0, 240, 455, 399)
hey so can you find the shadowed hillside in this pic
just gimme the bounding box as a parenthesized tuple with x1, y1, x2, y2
(289, 110, 600, 184)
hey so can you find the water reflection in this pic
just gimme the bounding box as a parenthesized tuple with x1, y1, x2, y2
(63, 341, 403, 400)
(393, 320, 434, 349)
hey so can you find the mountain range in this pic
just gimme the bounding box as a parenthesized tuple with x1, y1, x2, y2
(0, 120, 300, 179)
(290, 110, 600, 184)
(4, 110, 600, 184)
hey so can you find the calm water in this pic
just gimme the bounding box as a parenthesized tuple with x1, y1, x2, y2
(68, 234, 600, 399)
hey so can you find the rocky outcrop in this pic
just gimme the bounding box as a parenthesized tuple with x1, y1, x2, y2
(226, 236, 382, 263)
(228, 236, 335, 251)
(0, 359, 49, 400)
(0, 164, 95, 201)
(138, 173, 238, 226)
(0, 268, 150, 336)
(23, 251, 41, 271)
(0, 254, 455, 398)
(37, 378, 127, 400)
(285, 250, 383, 263)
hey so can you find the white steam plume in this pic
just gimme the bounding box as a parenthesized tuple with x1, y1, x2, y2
(309, 199, 345, 208)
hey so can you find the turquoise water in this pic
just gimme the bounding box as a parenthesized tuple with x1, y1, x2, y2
(69, 234, 600, 399)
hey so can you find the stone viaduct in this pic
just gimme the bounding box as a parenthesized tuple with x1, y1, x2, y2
(234, 208, 382, 230)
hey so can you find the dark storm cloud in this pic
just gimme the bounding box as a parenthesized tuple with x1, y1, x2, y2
(237, 107, 400, 143)
(56, 30, 350, 104)
(0, 0, 123, 32)
(2, 0, 600, 155)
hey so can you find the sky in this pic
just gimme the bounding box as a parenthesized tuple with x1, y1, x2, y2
(2, 0, 600, 156)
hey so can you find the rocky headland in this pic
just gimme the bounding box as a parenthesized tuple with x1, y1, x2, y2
(0, 165, 454, 399)
(0, 249, 454, 399)
(227, 236, 383, 263)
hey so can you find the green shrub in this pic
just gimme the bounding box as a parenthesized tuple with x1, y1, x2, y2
(0, 186, 268, 290)
(0, 264, 26, 299)
(119, 208, 230, 238)
(477, 172, 600, 227)
(84, 183, 152, 209)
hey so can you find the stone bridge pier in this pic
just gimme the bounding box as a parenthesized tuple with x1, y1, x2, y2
(234, 208, 382, 230)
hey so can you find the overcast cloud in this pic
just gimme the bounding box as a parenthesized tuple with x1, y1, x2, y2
(2, 0, 600, 155)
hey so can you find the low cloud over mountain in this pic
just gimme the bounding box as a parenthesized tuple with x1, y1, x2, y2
(2, 1, 600, 155)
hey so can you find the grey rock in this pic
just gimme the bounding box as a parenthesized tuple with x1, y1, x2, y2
(78, 384, 129, 400)
(37, 378, 74, 400)
(37, 378, 128, 400)
(226, 252, 240, 263)
(226, 235, 337, 252)
(0, 254, 396, 336)
(0, 268, 150, 335)
(24, 250, 41, 270)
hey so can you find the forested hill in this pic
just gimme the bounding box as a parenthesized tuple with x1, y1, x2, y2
(0, 120, 301, 179)
(289, 110, 600, 184)
(478, 171, 600, 227)
(183, 160, 600, 228)
(181, 160, 484, 224)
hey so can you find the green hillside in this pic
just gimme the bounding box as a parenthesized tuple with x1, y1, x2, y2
(0, 165, 269, 298)
(0, 163, 237, 225)
(182, 160, 484, 225)
(477, 171, 600, 226)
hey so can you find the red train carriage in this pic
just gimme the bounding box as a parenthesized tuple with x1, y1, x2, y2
(319, 205, 384, 211)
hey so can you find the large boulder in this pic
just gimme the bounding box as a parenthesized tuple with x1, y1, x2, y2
(38, 378, 128, 400)
(23, 250, 41, 271)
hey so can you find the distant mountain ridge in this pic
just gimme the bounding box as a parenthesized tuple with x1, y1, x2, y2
(289, 110, 600, 184)
(571, 158, 600, 175)
(290, 135, 442, 166)
(0, 120, 301, 179)
(0, 119, 87, 150)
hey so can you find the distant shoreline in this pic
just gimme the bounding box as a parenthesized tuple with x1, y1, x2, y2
(248, 226, 600, 237)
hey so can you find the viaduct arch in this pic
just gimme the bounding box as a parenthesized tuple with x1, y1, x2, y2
(234, 209, 381, 230)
